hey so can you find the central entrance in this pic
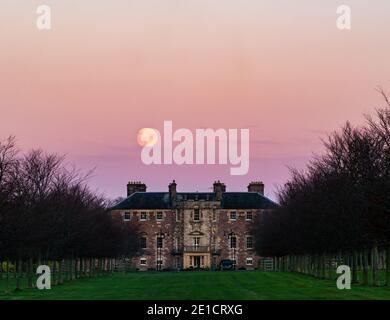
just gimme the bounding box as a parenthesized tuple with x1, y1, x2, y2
(193, 256, 201, 268)
(183, 252, 211, 269)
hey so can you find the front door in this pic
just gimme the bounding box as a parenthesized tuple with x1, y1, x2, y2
(193, 256, 201, 268)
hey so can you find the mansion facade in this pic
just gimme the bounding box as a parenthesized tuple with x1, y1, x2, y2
(110, 180, 277, 271)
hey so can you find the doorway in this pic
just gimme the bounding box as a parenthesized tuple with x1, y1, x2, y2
(193, 256, 201, 268)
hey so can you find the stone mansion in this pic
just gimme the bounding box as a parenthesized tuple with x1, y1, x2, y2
(110, 180, 277, 271)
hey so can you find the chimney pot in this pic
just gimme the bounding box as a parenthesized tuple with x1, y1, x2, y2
(127, 181, 147, 196)
(213, 180, 226, 201)
(169, 180, 177, 203)
(247, 181, 264, 195)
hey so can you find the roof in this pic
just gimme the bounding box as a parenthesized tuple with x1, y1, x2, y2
(221, 192, 278, 209)
(110, 192, 278, 210)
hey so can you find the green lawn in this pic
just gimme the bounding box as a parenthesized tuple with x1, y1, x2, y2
(0, 271, 389, 300)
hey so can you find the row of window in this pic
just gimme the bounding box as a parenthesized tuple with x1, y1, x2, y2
(123, 211, 164, 221)
(139, 257, 254, 266)
(139, 236, 253, 250)
(229, 211, 253, 221)
(123, 210, 254, 222)
(140, 258, 163, 266)
(193, 209, 254, 222)
(229, 235, 253, 249)
(140, 236, 164, 249)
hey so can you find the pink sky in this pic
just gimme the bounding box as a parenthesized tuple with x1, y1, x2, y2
(1, 0, 390, 200)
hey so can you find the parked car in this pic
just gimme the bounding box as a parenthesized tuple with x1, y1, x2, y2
(219, 259, 235, 271)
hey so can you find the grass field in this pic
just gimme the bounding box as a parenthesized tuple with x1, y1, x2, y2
(0, 271, 389, 300)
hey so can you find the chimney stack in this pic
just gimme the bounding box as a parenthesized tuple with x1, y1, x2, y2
(169, 180, 177, 203)
(213, 180, 226, 201)
(247, 181, 264, 195)
(168, 180, 177, 200)
(127, 181, 147, 196)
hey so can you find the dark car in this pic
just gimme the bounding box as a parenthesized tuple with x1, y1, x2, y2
(219, 259, 235, 271)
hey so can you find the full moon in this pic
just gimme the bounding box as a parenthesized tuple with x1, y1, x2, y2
(137, 128, 159, 147)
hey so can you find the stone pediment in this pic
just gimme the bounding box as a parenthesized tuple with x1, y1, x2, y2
(188, 230, 204, 236)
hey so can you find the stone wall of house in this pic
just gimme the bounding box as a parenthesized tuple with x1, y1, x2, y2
(216, 209, 261, 269)
(112, 206, 262, 271)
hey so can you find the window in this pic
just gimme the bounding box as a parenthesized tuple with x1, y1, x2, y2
(176, 210, 180, 222)
(140, 211, 148, 221)
(140, 258, 147, 265)
(140, 236, 147, 249)
(246, 236, 253, 249)
(124, 212, 131, 221)
(230, 236, 237, 249)
(156, 211, 163, 220)
(157, 236, 164, 248)
(157, 259, 163, 266)
(193, 237, 200, 247)
(212, 257, 217, 268)
(194, 209, 200, 221)
(246, 211, 253, 221)
(175, 257, 180, 269)
(229, 211, 237, 220)
(246, 257, 253, 265)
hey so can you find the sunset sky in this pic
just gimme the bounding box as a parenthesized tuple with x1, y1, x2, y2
(1, 0, 390, 200)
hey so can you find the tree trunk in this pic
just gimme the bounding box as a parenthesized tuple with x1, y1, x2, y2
(362, 248, 369, 286)
(352, 251, 359, 283)
(27, 257, 33, 288)
(385, 246, 390, 287)
(310, 255, 315, 276)
(6, 259, 10, 292)
(13, 259, 17, 281)
(372, 246, 380, 287)
(15, 259, 22, 291)
(52, 261, 57, 286)
(325, 254, 330, 280)
(68, 259, 72, 281)
(89, 258, 92, 276)
(69, 259, 73, 280)
(58, 260, 63, 284)
(306, 255, 310, 275)
(316, 255, 320, 278)
(79, 258, 83, 278)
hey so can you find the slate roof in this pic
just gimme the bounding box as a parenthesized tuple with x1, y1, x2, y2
(110, 192, 278, 210)
(221, 192, 278, 209)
